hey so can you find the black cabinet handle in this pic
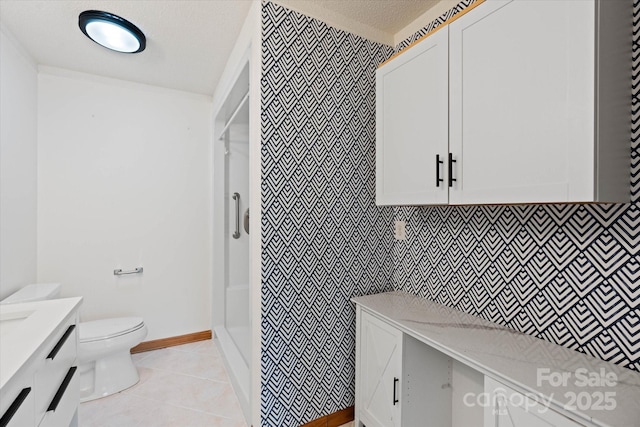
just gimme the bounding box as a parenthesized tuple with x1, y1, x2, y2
(393, 377, 399, 406)
(448, 153, 457, 187)
(436, 155, 444, 187)
(0, 387, 31, 427)
(47, 325, 76, 360)
(47, 366, 77, 412)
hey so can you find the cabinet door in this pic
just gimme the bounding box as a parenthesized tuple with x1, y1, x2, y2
(484, 377, 583, 427)
(449, 0, 595, 204)
(376, 27, 449, 206)
(358, 311, 402, 427)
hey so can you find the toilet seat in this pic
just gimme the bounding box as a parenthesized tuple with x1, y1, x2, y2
(80, 317, 145, 342)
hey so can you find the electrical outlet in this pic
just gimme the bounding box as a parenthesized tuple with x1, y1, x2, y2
(394, 220, 406, 240)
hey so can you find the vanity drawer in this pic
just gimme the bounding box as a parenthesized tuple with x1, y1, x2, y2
(34, 317, 77, 424)
(0, 384, 34, 427)
(38, 367, 79, 427)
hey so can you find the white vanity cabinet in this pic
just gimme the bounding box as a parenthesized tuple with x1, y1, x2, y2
(0, 298, 82, 427)
(0, 373, 35, 427)
(353, 292, 640, 427)
(357, 311, 403, 427)
(376, 0, 631, 206)
(356, 308, 484, 427)
(483, 377, 583, 427)
(35, 316, 79, 427)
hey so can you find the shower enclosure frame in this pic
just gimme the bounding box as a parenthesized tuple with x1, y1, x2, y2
(211, 3, 261, 425)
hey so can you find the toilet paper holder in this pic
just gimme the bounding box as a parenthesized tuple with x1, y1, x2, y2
(114, 267, 143, 276)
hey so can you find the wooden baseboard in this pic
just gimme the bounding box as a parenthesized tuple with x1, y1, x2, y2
(301, 406, 354, 427)
(130, 330, 212, 354)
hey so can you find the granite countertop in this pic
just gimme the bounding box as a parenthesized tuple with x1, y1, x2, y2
(352, 291, 640, 427)
(0, 297, 83, 390)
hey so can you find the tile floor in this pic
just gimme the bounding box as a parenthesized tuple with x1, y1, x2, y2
(79, 339, 246, 427)
(78, 339, 355, 427)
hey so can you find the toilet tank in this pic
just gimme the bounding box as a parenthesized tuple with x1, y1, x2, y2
(0, 283, 61, 304)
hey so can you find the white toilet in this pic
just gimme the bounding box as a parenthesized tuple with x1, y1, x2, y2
(1, 283, 148, 402)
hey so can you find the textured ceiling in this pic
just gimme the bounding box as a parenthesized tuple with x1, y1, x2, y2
(316, 0, 442, 33)
(0, 0, 254, 95)
(0, 0, 448, 96)
(275, 0, 450, 44)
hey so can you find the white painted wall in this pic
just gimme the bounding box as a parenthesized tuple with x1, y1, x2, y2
(0, 26, 38, 300)
(37, 67, 212, 341)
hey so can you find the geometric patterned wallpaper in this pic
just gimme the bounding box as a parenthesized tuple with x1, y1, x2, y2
(260, 2, 394, 425)
(393, 0, 640, 374)
(261, 0, 639, 425)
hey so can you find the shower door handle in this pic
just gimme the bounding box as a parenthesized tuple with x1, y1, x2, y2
(232, 193, 241, 239)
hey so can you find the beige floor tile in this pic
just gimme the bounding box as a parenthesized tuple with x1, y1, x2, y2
(142, 404, 246, 427)
(80, 393, 246, 427)
(134, 347, 229, 382)
(131, 350, 152, 362)
(170, 339, 220, 355)
(121, 366, 155, 393)
(125, 369, 243, 420)
(79, 393, 158, 427)
(81, 340, 246, 426)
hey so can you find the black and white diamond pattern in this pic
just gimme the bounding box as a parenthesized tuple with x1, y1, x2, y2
(261, 0, 640, 425)
(261, 2, 394, 425)
(394, 202, 640, 370)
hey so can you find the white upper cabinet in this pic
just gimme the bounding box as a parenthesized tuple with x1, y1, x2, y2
(376, 27, 449, 206)
(376, 0, 631, 206)
(448, 0, 630, 204)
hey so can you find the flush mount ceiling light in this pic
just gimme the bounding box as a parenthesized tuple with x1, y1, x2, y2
(79, 10, 146, 53)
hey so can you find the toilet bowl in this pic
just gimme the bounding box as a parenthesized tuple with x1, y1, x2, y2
(78, 317, 148, 401)
(1, 283, 148, 401)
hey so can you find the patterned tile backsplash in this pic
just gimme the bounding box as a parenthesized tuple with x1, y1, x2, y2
(260, 0, 639, 425)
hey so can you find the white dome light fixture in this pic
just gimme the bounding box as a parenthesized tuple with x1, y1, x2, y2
(79, 10, 146, 53)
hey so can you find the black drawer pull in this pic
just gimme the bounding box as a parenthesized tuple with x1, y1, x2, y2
(393, 377, 399, 406)
(47, 325, 76, 360)
(47, 366, 77, 412)
(0, 387, 31, 427)
(436, 155, 444, 187)
(448, 153, 457, 187)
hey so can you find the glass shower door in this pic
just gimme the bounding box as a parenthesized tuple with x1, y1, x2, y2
(224, 96, 251, 365)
